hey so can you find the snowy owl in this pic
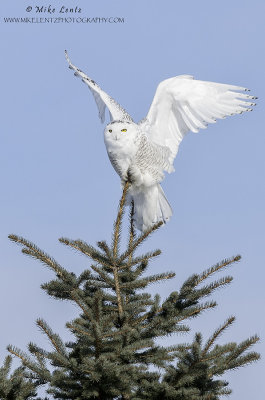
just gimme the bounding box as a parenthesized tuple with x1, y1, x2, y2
(65, 51, 256, 232)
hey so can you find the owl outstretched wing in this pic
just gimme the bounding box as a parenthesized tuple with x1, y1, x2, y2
(141, 75, 256, 164)
(65, 51, 133, 123)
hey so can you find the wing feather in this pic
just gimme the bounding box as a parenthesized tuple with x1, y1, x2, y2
(65, 50, 133, 123)
(142, 76, 256, 162)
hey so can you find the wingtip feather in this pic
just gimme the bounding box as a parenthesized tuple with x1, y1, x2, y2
(65, 49, 70, 62)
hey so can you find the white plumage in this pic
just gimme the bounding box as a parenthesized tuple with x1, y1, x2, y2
(65, 51, 256, 232)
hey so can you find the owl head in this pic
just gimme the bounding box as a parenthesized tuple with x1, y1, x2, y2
(104, 121, 140, 148)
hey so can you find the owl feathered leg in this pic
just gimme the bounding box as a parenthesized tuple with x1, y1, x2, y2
(129, 184, 172, 232)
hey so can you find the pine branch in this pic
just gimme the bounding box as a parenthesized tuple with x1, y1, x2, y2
(201, 344, 237, 362)
(77, 269, 92, 284)
(226, 352, 261, 369)
(0, 355, 39, 399)
(70, 290, 94, 320)
(8, 234, 68, 278)
(59, 238, 111, 268)
(218, 388, 232, 396)
(202, 317, 236, 356)
(132, 297, 216, 331)
(129, 201, 136, 241)
(101, 325, 135, 339)
(119, 221, 163, 262)
(127, 201, 136, 265)
(120, 272, 176, 289)
(175, 301, 217, 323)
(7, 346, 33, 367)
(194, 256, 241, 287)
(36, 319, 68, 358)
(199, 276, 233, 295)
(113, 266, 124, 318)
(132, 261, 149, 278)
(89, 264, 115, 288)
(225, 335, 260, 364)
(208, 349, 260, 377)
(112, 180, 130, 258)
(118, 250, 162, 270)
(7, 345, 51, 382)
(0, 355, 12, 378)
(28, 342, 48, 366)
(97, 240, 112, 258)
(66, 322, 95, 339)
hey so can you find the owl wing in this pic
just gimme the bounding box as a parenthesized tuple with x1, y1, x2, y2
(65, 51, 133, 123)
(141, 75, 256, 164)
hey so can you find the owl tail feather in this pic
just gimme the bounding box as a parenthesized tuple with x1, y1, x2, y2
(128, 184, 172, 232)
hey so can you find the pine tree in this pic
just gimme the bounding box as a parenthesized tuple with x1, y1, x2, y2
(2, 182, 260, 399)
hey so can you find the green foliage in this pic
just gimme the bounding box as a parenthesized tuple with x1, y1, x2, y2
(0, 355, 38, 400)
(3, 183, 260, 399)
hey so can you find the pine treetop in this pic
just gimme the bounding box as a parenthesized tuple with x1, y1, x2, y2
(3, 183, 260, 399)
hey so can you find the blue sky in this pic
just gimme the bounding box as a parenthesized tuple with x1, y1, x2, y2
(0, 0, 264, 398)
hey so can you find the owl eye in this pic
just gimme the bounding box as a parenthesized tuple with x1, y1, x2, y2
(121, 129, 127, 132)
(108, 129, 112, 132)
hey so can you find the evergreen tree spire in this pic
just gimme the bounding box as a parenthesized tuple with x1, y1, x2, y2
(3, 183, 260, 399)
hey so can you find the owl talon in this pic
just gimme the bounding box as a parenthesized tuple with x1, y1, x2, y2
(121, 178, 127, 187)
(127, 166, 143, 186)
